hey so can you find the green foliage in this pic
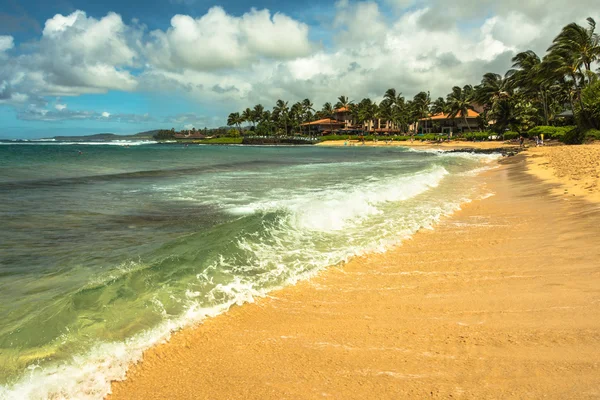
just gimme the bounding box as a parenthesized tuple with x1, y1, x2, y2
(580, 81, 600, 128)
(154, 129, 176, 140)
(463, 132, 493, 141)
(228, 129, 241, 138)
(197, 137, 243, 144)
(584, 129, 600, 141)
(527, 125, 576, 139)
(561, 128, 585, 144)
(503, 131, 520, 140)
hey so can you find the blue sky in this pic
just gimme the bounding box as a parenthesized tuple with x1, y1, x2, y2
(0, 0, 596, 138)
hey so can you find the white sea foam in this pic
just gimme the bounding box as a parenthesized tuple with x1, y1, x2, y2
(0, 141, 156, 146)
(0, 153, 496, 400)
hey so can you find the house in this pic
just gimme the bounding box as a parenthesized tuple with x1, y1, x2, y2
(301, 107, 400, 135)
(418, 110, 480, 134)
(299, 118, 346, 134)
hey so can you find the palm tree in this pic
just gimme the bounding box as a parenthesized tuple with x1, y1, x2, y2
(301, 98, 314, 136)
(334, 96, 352, 111)
(412, 92, 431, 134)
(507, 51, 553, 124)
(430, 97, 447, 115)
(273, 100, 289, 135)
(227, 112, 243, 130)
(548, 17, 600, 85)
(241, 108, 253, 130)
(447, 85, 475, 133)
(321, 102, 334, 134)
(252, 104, 264, 128)
(384, 89, 406, 132)
(290, 102, 304, 134)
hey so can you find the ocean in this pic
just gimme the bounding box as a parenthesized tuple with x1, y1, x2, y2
(0, 142, 498, 399)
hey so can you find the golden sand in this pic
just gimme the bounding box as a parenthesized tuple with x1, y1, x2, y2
(526, 144, 600, 203)
(108, 154, 600, 400)
(317, 139, 519, 150)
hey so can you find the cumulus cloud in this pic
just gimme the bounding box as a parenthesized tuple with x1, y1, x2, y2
(145, 7, 313, 71)
(0, 1, 598, 127)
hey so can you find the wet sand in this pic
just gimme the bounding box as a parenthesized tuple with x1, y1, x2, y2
(108, 155, 600, 399)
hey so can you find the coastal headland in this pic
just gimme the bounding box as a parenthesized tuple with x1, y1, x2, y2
(108, 145, 600, 399)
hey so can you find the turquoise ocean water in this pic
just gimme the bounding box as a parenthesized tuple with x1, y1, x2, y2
(0, 142, 498, 399)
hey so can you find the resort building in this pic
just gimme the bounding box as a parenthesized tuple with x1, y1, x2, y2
(299, 118, 346, 134)
(418, 110, 480, 134)
(300, 107, 400, 135)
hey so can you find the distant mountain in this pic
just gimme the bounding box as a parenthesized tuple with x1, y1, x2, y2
(50, 130, 161, 141)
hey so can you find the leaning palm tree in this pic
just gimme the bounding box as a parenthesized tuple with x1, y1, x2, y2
(446, 85, 475, 133)
(242, 108, 253, 129)
(430, 97, 447, 115)
(548, 17, 600, 85)
(474, 73, 512, 110)
(507, 50, 552, 124)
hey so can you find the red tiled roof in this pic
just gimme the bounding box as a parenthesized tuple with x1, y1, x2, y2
(419, 109, 479, 121)
(300, 118, 345, 126)
(335, 107, 350, 113)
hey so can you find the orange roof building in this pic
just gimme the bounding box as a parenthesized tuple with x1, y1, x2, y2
(418, 109, 480, 121)
(418, 109, 481, 134)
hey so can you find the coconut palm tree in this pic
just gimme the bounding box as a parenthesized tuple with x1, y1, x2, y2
(430, 97, 447, 115)
(301, 98, 314, 136)
(447, 85, 475, 133)
(334, 95, 352, 111)
(412, 91, 431, 134)
(548, 17, 600, 85)
(290, 102, 304, 134)
(252, 104, 264, 128)
(321, 102, 334, 134)
(507, 50, 554, 124)
(273, 100, 290, 135)
(227, 112, 243, 130)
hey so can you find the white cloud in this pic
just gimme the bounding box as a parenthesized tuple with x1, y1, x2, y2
(0, 2, 598, 126)
(0, 36, 14, 52)
(145, 7, 313, 71)
(55, 103, 67, 111)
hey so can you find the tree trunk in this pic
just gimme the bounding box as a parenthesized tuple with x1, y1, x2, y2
(539, 88, 549, 126)
(464, 116, 473, 133)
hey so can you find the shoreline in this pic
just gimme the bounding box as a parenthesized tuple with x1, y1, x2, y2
(107, 151, 600, 399)
(316, 139, 522, 151)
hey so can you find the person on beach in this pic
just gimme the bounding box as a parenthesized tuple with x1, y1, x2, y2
(540, 133, 544, 146)
(519, 135, 525, 148)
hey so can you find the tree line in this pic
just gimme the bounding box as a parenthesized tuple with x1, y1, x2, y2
(228, 17, 600, 138)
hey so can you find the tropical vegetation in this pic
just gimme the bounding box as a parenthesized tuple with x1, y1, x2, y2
(158, 17, 600, 144)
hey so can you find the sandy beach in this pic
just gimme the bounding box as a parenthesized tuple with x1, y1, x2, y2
(317, 139, 521, 150)
(108, 148, 600, 399)
(526, 144, 600, 203)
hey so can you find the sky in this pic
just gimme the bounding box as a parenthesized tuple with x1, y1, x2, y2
(0, 0, 598, 138)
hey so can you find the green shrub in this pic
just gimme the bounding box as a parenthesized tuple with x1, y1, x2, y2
(463, 132, 493, 141)
(527, 126, 576, 140)
(561, 128, 584, 144)
(197, 137, 243, 144)
(503, 131, 520, 140)
(584, 129, 600, 141)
